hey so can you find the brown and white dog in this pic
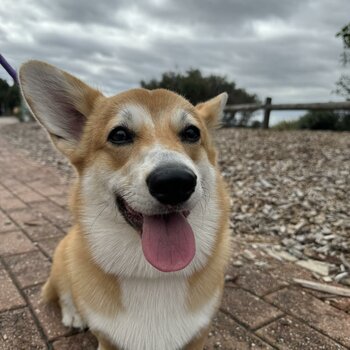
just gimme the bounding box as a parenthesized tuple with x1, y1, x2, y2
(19, 61, 231, 350)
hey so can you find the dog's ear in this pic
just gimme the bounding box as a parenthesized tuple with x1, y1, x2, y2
(19, 60, 102, 157)
(195, 92, 228, 129)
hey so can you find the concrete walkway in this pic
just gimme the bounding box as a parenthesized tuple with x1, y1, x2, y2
(0, 137, 349, 349)
(0, 116, 19, 126)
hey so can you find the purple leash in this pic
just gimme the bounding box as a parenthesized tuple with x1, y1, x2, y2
(0, 54, 18, 83)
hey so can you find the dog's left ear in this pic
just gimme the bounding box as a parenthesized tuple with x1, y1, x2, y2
(195, 92, 228, 129)
(19, 60, 102, 157)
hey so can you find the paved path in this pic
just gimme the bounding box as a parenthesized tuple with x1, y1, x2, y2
(0, 137, 349, 349)
(0, 116, 19, 127)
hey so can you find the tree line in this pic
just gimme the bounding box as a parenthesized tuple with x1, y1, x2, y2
(141, 69, 258, 126)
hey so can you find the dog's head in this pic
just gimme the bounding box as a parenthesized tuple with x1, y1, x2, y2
(19, 61, 228, 277)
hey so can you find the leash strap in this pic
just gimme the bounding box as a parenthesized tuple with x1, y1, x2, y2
(0, 54, 18, 83)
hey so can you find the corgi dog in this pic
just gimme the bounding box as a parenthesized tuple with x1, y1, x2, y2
(19, 61, 231, 350)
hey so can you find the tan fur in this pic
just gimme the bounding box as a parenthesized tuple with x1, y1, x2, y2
(45, 227, 123, 317)
(20, 61, 231, 350)
(94, 333, 120, 350)
(188, 175, 231, 312)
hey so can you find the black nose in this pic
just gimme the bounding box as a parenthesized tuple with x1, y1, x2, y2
(146, 164, 197, 205)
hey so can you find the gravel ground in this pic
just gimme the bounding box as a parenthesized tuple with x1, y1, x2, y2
(217, 128, 350, 284)
(1, 122, 349, 283)
(0, 123, 73, 181)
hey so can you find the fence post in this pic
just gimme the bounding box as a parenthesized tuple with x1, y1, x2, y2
(263, 97, 272, 129)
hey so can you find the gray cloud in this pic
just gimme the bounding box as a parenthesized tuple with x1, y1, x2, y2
(143, 0, 304, 34)
(35, 0, 129, 26)
(0, 0, 349, 104)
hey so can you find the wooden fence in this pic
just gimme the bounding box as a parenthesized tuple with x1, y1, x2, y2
(224, 97, 350, 128)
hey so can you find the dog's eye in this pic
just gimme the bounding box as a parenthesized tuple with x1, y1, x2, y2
(108, 127, 134, 145)
(180, 125, 200, 143)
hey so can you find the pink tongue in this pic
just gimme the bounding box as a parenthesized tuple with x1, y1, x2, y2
(141, 213, 195, 272)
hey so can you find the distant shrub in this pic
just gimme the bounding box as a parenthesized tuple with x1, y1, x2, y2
(297, 111, 339, 130)
(274, 111, 350, 131)
(250, 120, 262, 129)
(338, 113, 350, 130)
(272, 120, 299, 130)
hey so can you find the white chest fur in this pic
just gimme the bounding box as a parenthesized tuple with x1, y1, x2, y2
(84, 277, 219, 350)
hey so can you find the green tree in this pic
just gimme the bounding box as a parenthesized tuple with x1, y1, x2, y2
(335, 23, 350, 100)
(0, 78, 20, 115)
(141, 69, 258, 126)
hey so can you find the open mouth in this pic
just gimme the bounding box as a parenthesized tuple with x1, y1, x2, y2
(116, 196, 195, 272)
(116, 196, 143, 232)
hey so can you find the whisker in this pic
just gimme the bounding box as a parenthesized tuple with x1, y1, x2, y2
(89, 202, 110, 232)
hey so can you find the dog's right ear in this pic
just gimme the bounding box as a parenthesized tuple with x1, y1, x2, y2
(19, 60, 102, 157)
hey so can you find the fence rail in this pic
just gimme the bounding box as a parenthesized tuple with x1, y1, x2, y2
(224, 97, 350, 128)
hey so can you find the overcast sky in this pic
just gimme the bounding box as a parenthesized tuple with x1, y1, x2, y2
(1, 0, 349, 111)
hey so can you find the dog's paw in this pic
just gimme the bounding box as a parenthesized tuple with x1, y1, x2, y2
(61, 307, 87, 329)
(60, 294, 87, 329)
